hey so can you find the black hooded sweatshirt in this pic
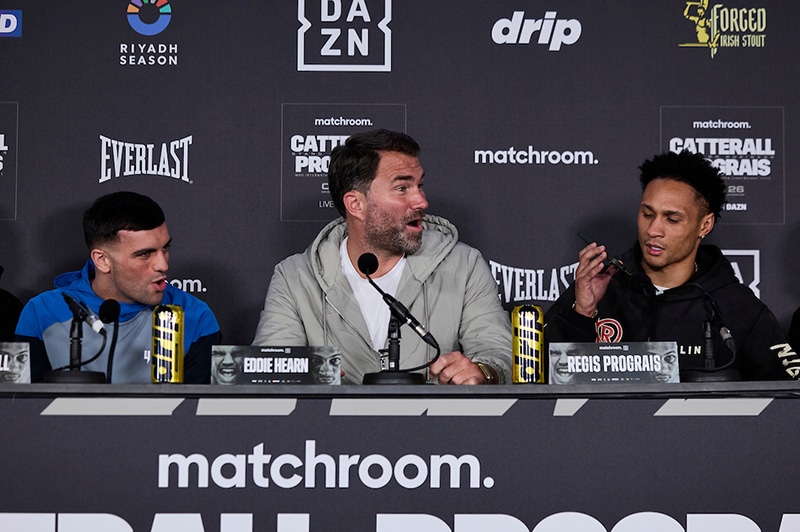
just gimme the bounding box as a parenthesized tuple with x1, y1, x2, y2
(545, 244, 796, 381)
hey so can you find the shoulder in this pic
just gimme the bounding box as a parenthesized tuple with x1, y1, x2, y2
(16, 288, 72, 336)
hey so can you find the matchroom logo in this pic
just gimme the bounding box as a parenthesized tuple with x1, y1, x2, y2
(297, 0, 392, 72)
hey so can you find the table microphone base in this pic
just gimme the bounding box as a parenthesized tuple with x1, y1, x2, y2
(363, 371, 426, 385)
(42, 370, 107, 384)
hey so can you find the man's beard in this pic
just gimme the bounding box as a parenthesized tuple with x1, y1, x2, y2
(364, 208, 424, 256)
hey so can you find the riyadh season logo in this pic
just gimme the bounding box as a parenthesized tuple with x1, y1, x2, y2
(679, 1, 767, 58)
(121, 0, 179, 66)
(0, 10, 21, 37)
(99, 134, 193, 184)
(127, 0, 172, 36)
(297, 0, 392, 72)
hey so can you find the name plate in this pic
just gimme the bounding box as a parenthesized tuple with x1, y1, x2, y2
(211, 345, 341, 385)
(0, 342, 30, 384)
(548, 342, 679, 384)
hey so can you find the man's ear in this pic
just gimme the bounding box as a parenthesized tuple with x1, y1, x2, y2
(700, 213, 715, 238)
(91, 248, 112, 274)
(343, 190, 366, 222)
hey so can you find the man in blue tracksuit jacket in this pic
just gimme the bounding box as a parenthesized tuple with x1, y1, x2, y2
(16, 191, 221, 383)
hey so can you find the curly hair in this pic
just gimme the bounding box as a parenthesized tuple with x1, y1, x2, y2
(639, 150, 726, 221)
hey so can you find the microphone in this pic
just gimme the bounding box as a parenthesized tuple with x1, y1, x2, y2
(357, 254, 439, 349)
(42, 294, 111, 383)
(681, 283, 740, 382)
(62, 293, 106, 334)
(702, 296, 736, 355)
(99, 299, 121, 383)
(99, 299, 121, 324)
(357, 253, 440, 385)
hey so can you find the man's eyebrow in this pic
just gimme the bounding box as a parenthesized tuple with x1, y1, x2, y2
(133, 238, 172, 256)
(391, 172, 425, 183)
(640, 203, 685, 217)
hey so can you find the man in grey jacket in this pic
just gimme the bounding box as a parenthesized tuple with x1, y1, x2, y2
(253, 129, 511, 384)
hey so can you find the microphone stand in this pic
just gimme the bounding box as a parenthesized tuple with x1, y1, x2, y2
(106, 318, 119, 383)
(363, 317, 427, 385)
(681, 291, 741, 382)
(703, 319, 715, 370)
(386, 317, 401, 371)
(43, 308, 107, 384)
(69, 311, 83, 371)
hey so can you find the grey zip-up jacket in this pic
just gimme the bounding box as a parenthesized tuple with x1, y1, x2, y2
(253, 215, 512, 384)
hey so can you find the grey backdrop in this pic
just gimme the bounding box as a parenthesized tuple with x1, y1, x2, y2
(1, 1, 796, 346)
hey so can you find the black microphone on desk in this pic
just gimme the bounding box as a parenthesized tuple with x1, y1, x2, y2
(681, 283, 740, 382)
(357, 253, 440, 385)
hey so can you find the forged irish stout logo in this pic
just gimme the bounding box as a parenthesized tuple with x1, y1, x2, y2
(297, 0, 392, 71)
(679, 1, 767, 58)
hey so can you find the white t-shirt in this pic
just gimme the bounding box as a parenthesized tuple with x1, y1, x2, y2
(340, 238, 406, 351)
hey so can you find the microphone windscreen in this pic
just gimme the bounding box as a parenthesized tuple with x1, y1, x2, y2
(357, 253, 379, 276)
(99, 299, 121, 323)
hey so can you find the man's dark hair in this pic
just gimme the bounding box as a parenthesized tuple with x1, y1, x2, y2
(328, 129, 420, 217)
(83, 191, 165, 249)
(639, 150, 726, 221)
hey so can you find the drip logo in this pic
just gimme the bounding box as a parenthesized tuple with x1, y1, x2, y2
(297, 0, 392, 72)
(127, 0, 172, 36)
(492, 11, 582, 50)
(679, 1, 767, 58)
(0, 10, 21, 37)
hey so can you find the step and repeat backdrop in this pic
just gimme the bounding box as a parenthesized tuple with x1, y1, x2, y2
(0, 1, 797, 345)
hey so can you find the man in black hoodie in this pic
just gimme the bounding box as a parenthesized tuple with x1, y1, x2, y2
(545, 150, 797, 381)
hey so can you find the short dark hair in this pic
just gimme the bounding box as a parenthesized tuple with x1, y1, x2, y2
(639, 150, 726, 221)
(83, 191, 165, 249)
(328, 129, 420, 217)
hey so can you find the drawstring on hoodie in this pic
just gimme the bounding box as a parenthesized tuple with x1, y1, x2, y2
(321, 289, 329, 347)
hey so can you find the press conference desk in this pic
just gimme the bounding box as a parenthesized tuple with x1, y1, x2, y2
(1, 381, 799, 532)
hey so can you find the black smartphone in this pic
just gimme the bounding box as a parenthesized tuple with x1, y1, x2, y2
(577, 232, 633, 276)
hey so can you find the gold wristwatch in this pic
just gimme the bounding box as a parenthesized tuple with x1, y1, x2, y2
(476, 362, 496, 384)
